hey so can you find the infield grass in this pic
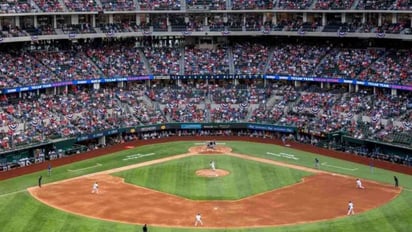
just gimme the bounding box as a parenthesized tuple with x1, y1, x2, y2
(0, 140, 412, 232)
(114, 155, 312, 200)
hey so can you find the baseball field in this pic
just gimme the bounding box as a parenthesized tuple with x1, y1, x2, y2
(1, 139, 412, 232)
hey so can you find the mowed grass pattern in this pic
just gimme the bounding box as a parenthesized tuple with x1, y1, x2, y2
(113, 155, 312, 200)
(0, 141, 412, 232)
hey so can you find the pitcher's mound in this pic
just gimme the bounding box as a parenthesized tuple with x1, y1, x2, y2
(196, 169, 230, 177)
(189, 145, 232, 154)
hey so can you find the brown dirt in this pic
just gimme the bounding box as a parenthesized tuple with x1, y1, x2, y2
(188, 145, 232, 154)
(28, 145, 401, 228)
(196, 169, 230, 177)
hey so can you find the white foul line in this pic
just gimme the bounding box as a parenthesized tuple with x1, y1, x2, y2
(68, 163, 102, 172)
(0, 189, 26, 198)
(321, 162, 358, 171)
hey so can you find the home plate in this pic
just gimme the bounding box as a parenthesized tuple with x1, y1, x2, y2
(214, 207, 218, 210)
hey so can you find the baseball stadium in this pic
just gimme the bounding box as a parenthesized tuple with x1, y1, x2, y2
(0, 1, 412, 231)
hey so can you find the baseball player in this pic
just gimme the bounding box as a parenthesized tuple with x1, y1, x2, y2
(194, 213, 203, 226)
(47, 163, 52, 176)
(210, 160, 216, 171)
(394, 176, 399, 188)
(356, 178, 365, 189)
(314, 158, 320, 169)
(92, 182, 99, 194)
(38, 175, 43, 188)
(347, 200, 355, 215)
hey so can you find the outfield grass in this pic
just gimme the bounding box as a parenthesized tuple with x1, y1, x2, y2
(1, 141, 412, 232)
(114, 155, 312, 200)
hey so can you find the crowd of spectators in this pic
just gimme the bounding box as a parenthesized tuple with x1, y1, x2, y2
(64, 0, 100, 12)
(0, 84, 166, 150)
(184, 46, 229, 75)
(0, 78, 411, 168)
(0, 41, 411, 86)
(210, 104, 248, 122)
(266, 43, 330, 76)
(0, 50, 58, 87)
(393, 0, 412, 10)
(315, 0, 355, 9)
(143, 46, 181, 75)
(356, 0, 395, 10)
(186, 0, 226, 10)
(167, 103, 207, 122)
(32, 46, 102, 81)
(33, 0, 64, 12)
(315, 48, 385, 79)
(358, 49, 411, 85)
(101, 0, 136, 11)
(0, 0, 35, 13)
(86, 42, 148, 77)
(1, 0, 411, 14)
(245, 83, 412, 145)
(148, 83, 207, 105)
(232, 0, 274, 10)
(277, 0, 313, 9)
(233, 42, 268, 75)
(139, 0, 181, 10)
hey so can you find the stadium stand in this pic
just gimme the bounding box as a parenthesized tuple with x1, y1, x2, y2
(0, 1, 411, 169)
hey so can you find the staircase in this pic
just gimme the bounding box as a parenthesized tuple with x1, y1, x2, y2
(309, 0, 318, 9)
(57, 0, 69, 12)
(226, 0, 232, 10)
(263, 47, 275, 74)
(179, 47, 185, 75)
(30, 1, 41, 12)
(137, 48, 153, 74)
(351, 0, 360, 9)
(227, 46, 235, 74)
(94, 0, 103, 8)
(264, 94, 279, 109)
(180, 0, 186, 10)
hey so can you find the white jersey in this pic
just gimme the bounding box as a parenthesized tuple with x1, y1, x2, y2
(356, 179, 362, 186)
(348, 202, 354, 209)
(195, 214, 202, 221)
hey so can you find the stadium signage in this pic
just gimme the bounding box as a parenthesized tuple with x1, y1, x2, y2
(246, 124, 295, 133)
(265, 75, 412, 91)
(1, 75, 411, 94)
(1, 76, 153, 94)
(76, 129, 119, 141)
(181, 124, 202, 129)
(139, 126, 157, 132)
(365, 82, 390, 88)
(170, 74, 263, 79)
(74, 123, 296, 142)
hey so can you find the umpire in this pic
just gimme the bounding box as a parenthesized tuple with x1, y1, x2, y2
(142, 224, 148, 232)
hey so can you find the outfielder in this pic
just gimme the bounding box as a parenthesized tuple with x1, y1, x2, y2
(356, 178, 365, 189)
(347, 200, 355, 215)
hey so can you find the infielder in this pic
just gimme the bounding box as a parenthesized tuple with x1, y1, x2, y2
(194, 213, 203, 226)
(347, 201, 355, 215)
(92, 182, 99, 194)
(356, 178, 365, 189)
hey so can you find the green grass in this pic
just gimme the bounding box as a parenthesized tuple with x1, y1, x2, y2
(114, 155, 311, 200)
(1, 140, 412, 232)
